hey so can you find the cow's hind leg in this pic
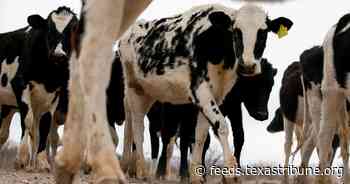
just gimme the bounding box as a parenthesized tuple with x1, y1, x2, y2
(283, 117, 294, 184)
(337, 101, 349, 183)
(125, 89, 154, 180)
(315, 89, 343, 184)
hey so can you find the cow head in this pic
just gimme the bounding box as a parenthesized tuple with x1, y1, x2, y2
(208, 5, 293, 76)
(238, 58, 277, 121)
(26, 7, 78, 90)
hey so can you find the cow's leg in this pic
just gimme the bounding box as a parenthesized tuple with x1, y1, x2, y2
(337, 101, 349, 184)
(156, 131, 172, 179)
(125, 90, 154, 179)
(55, 0, 133, 183)
(34, 112, 53, 172)
(120, 98, 137, 177)
(191, 114, 210, 184)
(330, 135, 339, 165)
(165, 136, 175, 180)
(15, 87, 32, 170)
(315, 89, 343, 184)
(49, 113, 60, 166)
(148, 105, 162, 176)
(283, 117, 294, 184)
(227, 103, 243, 168)
(191, 82, 237, 183)
(0, 106, 16, 148)
(179, 123, 194, 180)
(109, 124, 118, 148)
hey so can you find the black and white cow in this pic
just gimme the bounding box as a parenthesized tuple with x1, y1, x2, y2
(316, 14, 350, 184)
(118, 4, 292, 182)
(145, 58, 277, 180)
(267, 47, 342, 184)
(0, 6, 78, 170)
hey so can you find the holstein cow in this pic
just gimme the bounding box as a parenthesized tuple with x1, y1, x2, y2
(118, 3, 292, 182)
(106, 55, 276, 179)
(316, 14, 350, 184)
(0, 7, 78, 171)
(54, 0, 152, 183)
(145, 58, 277, 180)
(267, 48, 341, 184)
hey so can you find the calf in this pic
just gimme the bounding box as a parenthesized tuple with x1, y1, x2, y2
(118, 4, 292, 182)
(316, 14, 350, 184)
(145, 58, 276, 180)
(0, 7, 78, 170)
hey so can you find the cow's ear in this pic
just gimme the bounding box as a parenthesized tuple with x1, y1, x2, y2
(208, 11, 232, 29)
(272, 68, 277, 76)
(267, 17, 293, 38)
(27, 14, 47, 29)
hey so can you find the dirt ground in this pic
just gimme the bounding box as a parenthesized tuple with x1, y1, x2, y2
(0, 142, 338, 184)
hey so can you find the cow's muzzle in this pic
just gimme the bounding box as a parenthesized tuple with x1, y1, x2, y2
(237, 60, 257, 76)
(250, 111, 268, 121)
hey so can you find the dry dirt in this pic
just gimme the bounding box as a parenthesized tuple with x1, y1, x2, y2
(0, 142, 337, 184)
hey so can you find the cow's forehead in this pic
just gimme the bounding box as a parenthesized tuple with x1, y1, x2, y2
(234, 5, 267, 30)
(50, 10, 74, 33)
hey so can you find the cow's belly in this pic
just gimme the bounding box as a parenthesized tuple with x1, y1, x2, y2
(136, 65, 192, 104)
(0, 87, 17, 106)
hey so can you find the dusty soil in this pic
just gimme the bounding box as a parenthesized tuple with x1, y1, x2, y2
(0, 142, 336, 184)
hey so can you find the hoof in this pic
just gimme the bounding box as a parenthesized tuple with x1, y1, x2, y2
(222, 176, 241, 184)
(313, 175, 332, 184)
(135, 158, 149, 180)
(293, 175, 307, 184)
(96, 177, 127, 184)
(36, 152, 51, 172)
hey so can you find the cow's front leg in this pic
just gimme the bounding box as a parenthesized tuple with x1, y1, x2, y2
(15, 89, 33, 170)
(191, 82, 238, 184)
(35, 112, 54, 172)
(191, 114, 209, 184)
(125, 90, 154, 180)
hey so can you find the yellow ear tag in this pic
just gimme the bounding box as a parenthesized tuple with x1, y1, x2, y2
(277, 25, 288, 39)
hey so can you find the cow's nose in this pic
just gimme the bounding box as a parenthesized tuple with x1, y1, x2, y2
(238, 62, 256, 75)
(253, 111, 268, 121)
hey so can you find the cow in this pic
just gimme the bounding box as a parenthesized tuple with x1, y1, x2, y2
(117, 3, 292, 183)
(0, 6, 78, 171)
(316, 14, 350, 184)
(267, 47, 342, 184)
(143, 58, 277, 181)
(54, 0, 153, 183)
